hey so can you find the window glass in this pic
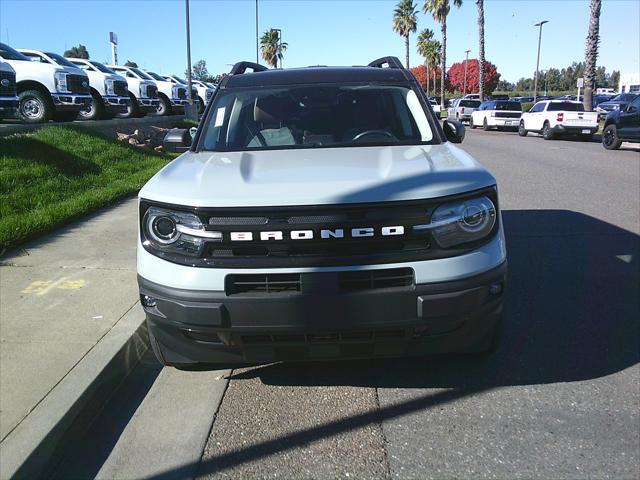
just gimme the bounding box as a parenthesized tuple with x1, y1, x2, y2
(547, 102, 585, 112)
(89, 61, 116, 74)
(44, 52, 78, 68)
(21, 52, 50, 63)
(200, 84, 435, 152)
(145, 71, 166, 81)
(459, 100, 481, 108)
(0, 43, 30, 61)
(130, 67, 153, 80)
(494, 101, 521, 111)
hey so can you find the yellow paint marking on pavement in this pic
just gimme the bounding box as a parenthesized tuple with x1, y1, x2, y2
(21, 278, 86, 295)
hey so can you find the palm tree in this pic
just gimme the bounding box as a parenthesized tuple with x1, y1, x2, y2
(476, 0, 485, 100)
(417, 29, 435, 92)
(583, 0, 602, 111)
(426, 39, 442, 97)
(424, 0, 463, 109)
(260, 29, 287, 68)
(393, 0, 419, 68)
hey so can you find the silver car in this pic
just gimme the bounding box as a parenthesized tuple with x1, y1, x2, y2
(448, 98, 481, 123)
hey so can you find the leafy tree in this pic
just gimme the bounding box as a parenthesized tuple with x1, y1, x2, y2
(410, 64, 444, 94)
(423, 0, 462, 109)
(476, 0, 485, 101)
(583, 0, 602, 110)
(608, 70, 620, 89)
(447, 59, 500, 94)
(416, 29, 434, 91)
(185, 59, 216, 82)
(496, 79, 514, 91)
(515, 77, 532, 92)
(393, 0, 419, 69)
(124, 60, 138, 68)
(64, 44, 89, 59)
(260, 29, 287, 68)
(425, 39, 442, 96)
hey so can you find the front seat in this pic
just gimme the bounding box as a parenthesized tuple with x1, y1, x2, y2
(247, 96, 297, 147)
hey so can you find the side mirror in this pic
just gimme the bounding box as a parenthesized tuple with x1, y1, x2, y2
(442, 119, 465, 143)
(163, 128, 192, 153)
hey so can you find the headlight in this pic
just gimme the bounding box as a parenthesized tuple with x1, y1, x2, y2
(142, 207, 221, 257)
(54, 71, 68, 92)
(421, 196, 497, 248)
(105, 78, 115, 95)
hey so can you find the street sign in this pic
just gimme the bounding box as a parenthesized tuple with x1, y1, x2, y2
(109, 32, 118, 45)
(577, 78, 584, 88)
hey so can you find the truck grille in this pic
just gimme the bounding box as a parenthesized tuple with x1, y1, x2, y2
(206, 90, 213, 100)
(0, 70, 16, 96)
(146, 84, 158, 98)
(177, 87, 187, 99)
(66, 74, 89, 94)
(113, 80, 127, 96)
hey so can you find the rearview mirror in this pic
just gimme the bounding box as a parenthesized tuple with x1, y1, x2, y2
(163, 128, 192, 153)
(442, 119, 465, 143)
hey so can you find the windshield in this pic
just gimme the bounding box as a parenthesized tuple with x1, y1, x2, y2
(612, 93, 636, 102)
(89, 61, 116, 74)
(170, 75, 187, 84)
(205, 82, 217, 89)
(459, 100, 481, 108)
(494, 101, 521, 111)
(145, 71, 166, 81)
(45, 52, 77, 68)
(200, 84, 434, 152)
(130, 67, 153, 80)
(547, 102, 585, 112)
(0, 42, 30, 61)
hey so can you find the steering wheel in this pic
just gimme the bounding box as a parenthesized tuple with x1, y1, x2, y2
(352, 130, 394, 141)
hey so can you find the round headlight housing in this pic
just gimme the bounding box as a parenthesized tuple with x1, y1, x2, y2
(430, 196, 496, 248)
(142, 207, 215, 257)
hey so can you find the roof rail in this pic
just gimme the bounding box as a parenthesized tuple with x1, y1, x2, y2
(368, 56, 405, 70)
(229, 61, 268, 75)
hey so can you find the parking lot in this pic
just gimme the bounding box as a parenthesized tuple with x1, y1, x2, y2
(44, 127, 639, 479)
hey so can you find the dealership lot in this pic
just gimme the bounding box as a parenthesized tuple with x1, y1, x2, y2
(41, 128, 640, 479)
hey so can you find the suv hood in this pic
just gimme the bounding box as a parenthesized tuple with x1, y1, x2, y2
(140, 144, 496, 208)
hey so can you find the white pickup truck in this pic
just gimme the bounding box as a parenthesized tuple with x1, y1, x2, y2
(66, 58, 130, 120)
(0, 42, 91, 123)
(144, 70, 190, 116)
(0, 60, 19, 119)
(108, 65, 159, 118)
(470, 100, 522, 131)
(161, 74, 204, 112)
(519, 100, 599, 140)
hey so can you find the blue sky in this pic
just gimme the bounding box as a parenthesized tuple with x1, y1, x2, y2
(1, 0, 638, 82)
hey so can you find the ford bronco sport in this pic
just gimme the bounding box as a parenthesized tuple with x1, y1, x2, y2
(137, 57, 507, 367)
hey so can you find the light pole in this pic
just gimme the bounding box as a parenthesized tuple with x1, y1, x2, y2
(533, 20, 548, 102)
(273, 28, 282, 69)
(184, 0, 197, 119)
(463, 49, 471, 96)
(255, 0, 259, 63)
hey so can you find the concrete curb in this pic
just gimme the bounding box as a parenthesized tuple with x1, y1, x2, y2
(0, 304, 149, 479)
(0, 114, 187, 137)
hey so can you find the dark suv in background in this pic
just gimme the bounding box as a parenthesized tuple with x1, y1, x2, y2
(602, 94, 640, 150)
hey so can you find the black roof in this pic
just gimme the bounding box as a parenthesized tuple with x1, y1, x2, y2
(224, 66, 411, 88)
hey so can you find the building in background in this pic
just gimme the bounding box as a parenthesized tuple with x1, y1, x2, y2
(619, 72, 640, 93)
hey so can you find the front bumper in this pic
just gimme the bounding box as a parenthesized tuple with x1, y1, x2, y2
(51, 93, 92, 111)
(0, 96, 19, 114)
(103, 95, 131, 113)
(137, 97, 160, 112)
(139, 261, 507, 366)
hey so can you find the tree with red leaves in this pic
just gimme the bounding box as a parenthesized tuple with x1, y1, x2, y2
(447, 59, 500, 94)
(410, 64, 447, 97)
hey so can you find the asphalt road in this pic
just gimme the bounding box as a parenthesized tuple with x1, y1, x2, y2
(54, 129, 639, 479)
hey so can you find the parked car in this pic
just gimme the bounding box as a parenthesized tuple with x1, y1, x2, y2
(602, 95, 640, 150)
(518, 100, 598, 140)
(429, 98, 441, 114)
(513, 96, 534, 103)
(447, 98, 481, 123)
(596, 93, 639, 120)
(138, 56, 506, 367)
(0, 43, 91, 123)
(63, 58, 130, 120)
(0, 60, 19, 119)
(161, 74, 202, 112)
(470, 100, 522, 131)
(107, 65, 159, 118)
(188, 79, 216, 113)
(463, 93, 488, 101)
(143, 70, 192, 116)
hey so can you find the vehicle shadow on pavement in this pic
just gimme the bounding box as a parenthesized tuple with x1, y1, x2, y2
(144, 209, 639, 479)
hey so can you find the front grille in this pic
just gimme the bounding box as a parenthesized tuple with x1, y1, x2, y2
(177, 87, 187, 99)
(113, 80, 127, 96)
(206, 90, 213, 100)
(339, 268, 414, 293)
(495, 111, 521, 118)
(146, 84, 158, 98)
(66, 74, 89, 94)
(240, 328, 407, 345)
(0, 70, 16, 96)
(226, 273, 301, 295)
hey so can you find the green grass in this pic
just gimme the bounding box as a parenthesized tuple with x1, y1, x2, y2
(0, 126, 172, 250)
(177, 118, 199, 129)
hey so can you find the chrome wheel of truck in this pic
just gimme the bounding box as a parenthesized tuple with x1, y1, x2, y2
(18, 90, 53, 123)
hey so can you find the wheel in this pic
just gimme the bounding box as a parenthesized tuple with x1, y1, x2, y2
(483, 118, 490, 131)
(78, 90, 105, 121)
(17, 90, 54, 123)
(602, 124, 622, 150)
(117, 93, 138, 118)
(518, 121, 528, 137)
(542, 122, 554, 140)
(53, 111, 79, 122)
(155, 94, 171, 116)
(469, 117, 476, 129)
(197, 96, 205, 114)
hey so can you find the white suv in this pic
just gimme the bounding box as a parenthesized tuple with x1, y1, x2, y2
(137, 57, 507, 368)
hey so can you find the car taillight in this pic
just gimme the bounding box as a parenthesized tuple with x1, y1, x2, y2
(491, 112, 496, 117)
(461, 107, 465, 114)
(557, 113, 564, 122)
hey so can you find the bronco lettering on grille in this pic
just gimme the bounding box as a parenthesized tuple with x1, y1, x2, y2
(229, 226, 405, 242)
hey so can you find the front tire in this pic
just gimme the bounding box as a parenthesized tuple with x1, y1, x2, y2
(518, 121, 528, 137)
(602, 124, 622, 150)
(542, 122, 554, 140)
(17, 90, 54, 123)
(155, 94, 171, 116)
(483, 118, 490, 131)
(117, 93, 138, 118)
(79, 90, 105, 121)
(469, 117, 476, 129)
